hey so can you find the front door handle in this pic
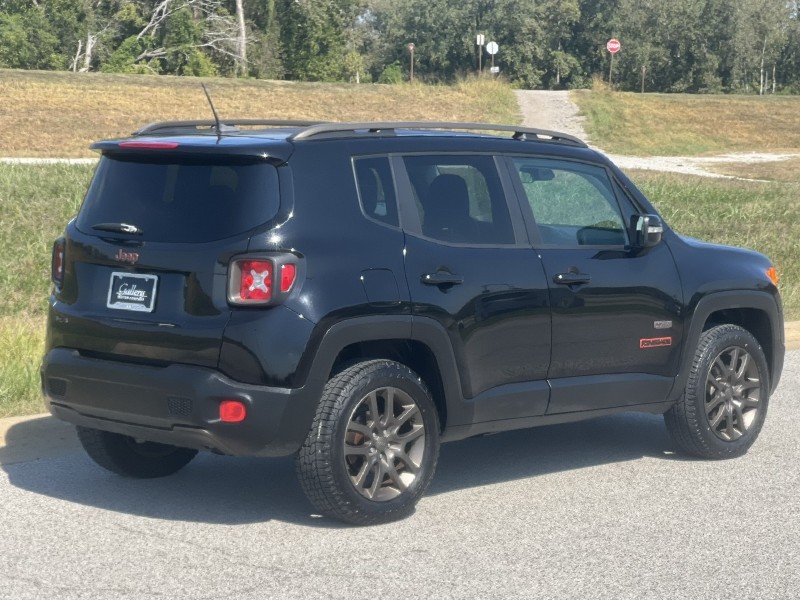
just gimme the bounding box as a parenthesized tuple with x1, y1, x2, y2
(421, 271, 464, 286)
(553, 272, 591, 285)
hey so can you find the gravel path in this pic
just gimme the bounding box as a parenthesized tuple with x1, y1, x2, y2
(515, 90, 799, 178)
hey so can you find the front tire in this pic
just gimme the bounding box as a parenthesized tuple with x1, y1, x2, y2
(76, 426, 198, 478)
(664, 324, 770, 459)
(296, 360, 440, 525)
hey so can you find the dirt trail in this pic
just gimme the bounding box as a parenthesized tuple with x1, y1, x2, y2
(515, 90, 798, 178)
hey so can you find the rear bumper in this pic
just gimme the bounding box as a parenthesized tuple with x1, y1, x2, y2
(41, 348, 321, 457)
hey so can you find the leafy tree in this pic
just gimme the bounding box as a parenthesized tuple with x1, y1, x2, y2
(279, 0, 364, 81)
(0, 9, 63, 70)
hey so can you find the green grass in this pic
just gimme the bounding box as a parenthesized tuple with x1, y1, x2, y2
(629, 170, 800, 317)
(574, 89, 800, 156)
(0, 164, 93, 417)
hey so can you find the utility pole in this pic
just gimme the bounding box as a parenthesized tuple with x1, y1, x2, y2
(408, 43, 415, 82)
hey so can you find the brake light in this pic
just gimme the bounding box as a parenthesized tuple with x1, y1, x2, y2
(118, 141, 180, 149)
(52, 239, 65, 286)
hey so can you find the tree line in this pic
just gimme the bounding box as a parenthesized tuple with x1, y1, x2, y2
(1, 0, 799, 93)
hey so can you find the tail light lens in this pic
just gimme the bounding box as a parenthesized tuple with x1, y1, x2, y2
(280, 264, 297, 293)
(228, 255, 297, 306)
(239, 260, 273, 302)
(52, 238, 65, 287)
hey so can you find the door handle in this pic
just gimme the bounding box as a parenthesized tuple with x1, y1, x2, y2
(553, 272, 591, 285)
(421, 271, 464, 286)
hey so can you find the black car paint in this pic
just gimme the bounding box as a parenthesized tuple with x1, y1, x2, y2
(41, 130, 784, 457)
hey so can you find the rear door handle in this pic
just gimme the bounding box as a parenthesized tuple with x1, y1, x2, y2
(421, 271, 464, 286)
(553, 272, 591, 285)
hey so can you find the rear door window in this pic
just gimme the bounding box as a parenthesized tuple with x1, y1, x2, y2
(76, 154, 280, 243)
(402, 155, 515, 245)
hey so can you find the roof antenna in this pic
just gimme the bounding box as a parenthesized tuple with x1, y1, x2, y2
(201, 83, 225, 141)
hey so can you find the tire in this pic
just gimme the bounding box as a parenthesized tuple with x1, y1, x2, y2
(664, 324, 770, 459)
(296, 360, 440, 526)
(76, 426, 198, 478)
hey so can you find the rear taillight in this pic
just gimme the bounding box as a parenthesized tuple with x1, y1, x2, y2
(51, 238, 65, 287)
(228, 255, 297, 306)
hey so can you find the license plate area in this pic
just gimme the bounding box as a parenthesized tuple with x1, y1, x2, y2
(107, 272, 158, 313)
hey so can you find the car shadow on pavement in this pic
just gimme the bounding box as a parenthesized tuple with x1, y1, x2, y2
(1, 411, 676, 527)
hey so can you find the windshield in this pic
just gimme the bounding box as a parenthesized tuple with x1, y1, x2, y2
(76, 154, 280, 243)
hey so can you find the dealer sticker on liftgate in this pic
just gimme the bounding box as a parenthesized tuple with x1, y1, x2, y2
(106, 272, 158, 312)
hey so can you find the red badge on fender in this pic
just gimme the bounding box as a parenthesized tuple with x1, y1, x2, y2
(640, 337, 672, 349)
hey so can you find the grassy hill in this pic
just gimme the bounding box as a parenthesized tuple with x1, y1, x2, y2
(574, 88, 800, 156)
(0, 70, 520, 157)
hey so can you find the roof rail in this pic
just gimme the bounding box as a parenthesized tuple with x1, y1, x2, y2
(133, 119, 324, 136)
(288, 121, 587, 146)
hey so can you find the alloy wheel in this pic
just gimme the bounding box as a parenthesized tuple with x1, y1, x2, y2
(705, 345, 761, 442)
(344, 386, 426, 501)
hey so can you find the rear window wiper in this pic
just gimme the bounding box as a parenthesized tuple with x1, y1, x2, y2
(92, 223, 144, 235)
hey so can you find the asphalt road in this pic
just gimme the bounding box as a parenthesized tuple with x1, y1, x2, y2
(2, 354, 799, 600)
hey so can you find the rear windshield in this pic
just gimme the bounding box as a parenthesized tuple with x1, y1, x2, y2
(76, 154, 280, 243)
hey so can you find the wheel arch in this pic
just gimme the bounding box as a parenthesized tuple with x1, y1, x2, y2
(303, 316, 467, 433)
(679, 291, 784, 396)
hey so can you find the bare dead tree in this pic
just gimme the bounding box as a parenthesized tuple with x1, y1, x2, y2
(234, 0, 247, 76)
(132, 0, 246, 72)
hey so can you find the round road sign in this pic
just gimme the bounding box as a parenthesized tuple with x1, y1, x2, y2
(486, 41, 499, 55)
(607, 38, 621, 54)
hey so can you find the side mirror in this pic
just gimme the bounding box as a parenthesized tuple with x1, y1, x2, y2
(631, 214, 663, 248)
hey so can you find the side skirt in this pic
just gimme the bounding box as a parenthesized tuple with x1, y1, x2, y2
(441, 400, 675, 443)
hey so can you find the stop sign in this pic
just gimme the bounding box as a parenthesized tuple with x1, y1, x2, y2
(607, 38, 621, 54)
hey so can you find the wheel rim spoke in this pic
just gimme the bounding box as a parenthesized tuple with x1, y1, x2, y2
(705, 393, 724, 416)
(347, 421, 373, 439)
(395, 423, 424, 444)
(366, 392, 380, 426)
(344, 384, 427, 502)
(734, 352, 750, 381)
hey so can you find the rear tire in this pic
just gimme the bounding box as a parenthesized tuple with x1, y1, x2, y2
(296, 360, 440, 526)
(664, 324, 769, 459)
(76, 426, 198, 478)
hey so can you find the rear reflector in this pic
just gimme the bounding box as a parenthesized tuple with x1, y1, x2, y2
(219, 400, 247, 423)
(118, 141, 180, 149)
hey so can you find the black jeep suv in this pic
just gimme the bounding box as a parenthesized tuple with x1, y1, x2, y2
(42, 120, 784, 525)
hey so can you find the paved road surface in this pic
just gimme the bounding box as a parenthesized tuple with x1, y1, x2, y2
(2, 353, 798, 599)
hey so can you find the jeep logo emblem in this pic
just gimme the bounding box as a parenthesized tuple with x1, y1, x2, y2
(115, 249, 140, 265)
